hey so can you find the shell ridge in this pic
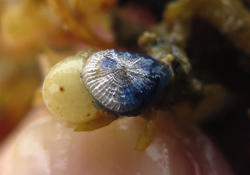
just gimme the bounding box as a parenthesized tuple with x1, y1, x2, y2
(81, 49, 171, 115)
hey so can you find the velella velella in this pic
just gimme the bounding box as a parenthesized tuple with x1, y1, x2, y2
(81, 49, 170, 115)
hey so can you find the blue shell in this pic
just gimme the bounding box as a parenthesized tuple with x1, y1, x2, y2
(81, 49, 170, 115)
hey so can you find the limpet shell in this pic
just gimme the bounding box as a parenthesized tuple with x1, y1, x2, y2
(81, 49, 170, 115)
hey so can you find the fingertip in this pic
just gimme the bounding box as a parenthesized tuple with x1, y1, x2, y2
(0, 106, 234, 175)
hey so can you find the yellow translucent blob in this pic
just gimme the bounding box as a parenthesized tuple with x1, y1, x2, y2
(43, 51, 102, 125)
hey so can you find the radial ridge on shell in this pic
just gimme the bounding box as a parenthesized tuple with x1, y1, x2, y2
(81, 49, 170, 115)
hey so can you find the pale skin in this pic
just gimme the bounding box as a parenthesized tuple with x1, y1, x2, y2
(0, 104, 234, 175)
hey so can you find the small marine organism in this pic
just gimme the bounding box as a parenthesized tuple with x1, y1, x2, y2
(43, 47, 190, 150)
(81, 49, 170, 116)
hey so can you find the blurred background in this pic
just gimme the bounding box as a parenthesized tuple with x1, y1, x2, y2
(0, 0, 249, 174)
